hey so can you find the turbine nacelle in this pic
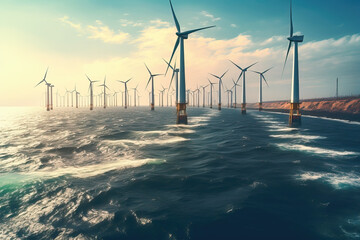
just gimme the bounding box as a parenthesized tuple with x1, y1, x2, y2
(176, 32, 188, 39)
(288, 35, 304, 42)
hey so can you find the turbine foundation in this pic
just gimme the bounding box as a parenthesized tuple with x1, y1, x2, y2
(289, 103, 301, 126)
(151, 104, 154, 111)
(176, 103, 188, 124)
(218, 104, 221, 110)
(241, 103, 246, 114)
(259, 103, 263, 111)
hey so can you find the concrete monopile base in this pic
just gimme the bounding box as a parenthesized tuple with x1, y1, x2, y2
(151, 104, 154, 111)
(241, 103, 246, 115)
(176, 103, 188, 125)
(289, 103, 301, 127)
(218, 104, 221, 110)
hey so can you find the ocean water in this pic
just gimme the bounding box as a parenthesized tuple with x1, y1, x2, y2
(0, 106, 360, 240)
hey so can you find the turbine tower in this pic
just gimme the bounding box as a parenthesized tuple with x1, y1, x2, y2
(210, 70, 228, 110)
(230, 60, 257, 114)
(283, 0, 304, 126)
(252, 67, 272, 111)
(145, 64, 162, 111)
(167, 0, 215, 124)
(99, 76, 110, 109)
(86, 74, 99, 111)
(35, 67, 50, 111)
(336, 77, 339, 99)
(118, 78, 132, 109)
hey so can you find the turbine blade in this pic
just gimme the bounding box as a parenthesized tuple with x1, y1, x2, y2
(220, 69, 229, 79)
(144, 63, 152, 75)
(245, 62, 257, 70)
(169, 0, 181, 32)
(282, 41, 292, 76)
(209, 73, 220, 79)
(145, 76, 152, 89)
(35, 79, 46, 87)
(43, 67, 49, 80)
(237, 71, 244, 82)
(169, 70, 175, 89)
(166, 37, 180, 75)
(290, 0, 293, 37)
(86, 74, 91, 82)
(263, 75, 269, 87)
(229, 60, 243, 71)
(153, 74, 163, 77)
(262, 67, 273, 74)
(181, 25, 215, 36)
(126, 78, 132, 83)
(163, 58, 174, 72)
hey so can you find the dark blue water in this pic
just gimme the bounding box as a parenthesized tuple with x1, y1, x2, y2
(1, 107, 360, 239)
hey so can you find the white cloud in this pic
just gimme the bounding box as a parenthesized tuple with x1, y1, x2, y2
(119, 19, 143, 27)
(201, 11, 221, 22)
(59, 16, 82, 31)
(230, 24, 237, 28)
(59, 16, 130, 44)
(87, 22, 129, 44)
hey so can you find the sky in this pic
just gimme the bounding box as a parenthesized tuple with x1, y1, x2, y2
(0, 0, 359, 106)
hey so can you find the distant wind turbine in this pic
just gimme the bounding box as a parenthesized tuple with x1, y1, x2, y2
(230, 60, 257, 114)
(231, 79, 241, 108)
(208, 79, 215, 109)
(251, 67, 272, 111)
(86, 74, 99, 111)
(145, 64, 162, 111)
(99, 76, 110, 109)
(35, 67, 50, 111)
(210, 70, 228, 110)
(201, 85, 208, 108)
(118, 78, 132, 109)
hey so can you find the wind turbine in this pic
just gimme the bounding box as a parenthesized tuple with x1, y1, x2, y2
(195, 86, 200, 108)
(160, 85, 167, 107)
(164, 59, 179, 105)
(35, 67, 50, 111)
(145, 64, 162, 111)
(230, 60, 257, 114)
(283, 0, 304, 126)
(201, 85, 208, 108)
(50, 84, 54, 110)
(113, 91, 119, 107)
(99, 76, 110, 109)
(132, 83, 139, 107)
(166, 0, 215, 124)
(208, 79, 215, 109)
(231, 79, 241, 108)
(225, 87, 233, 108)
(210, 70, 228, 110)
(336, 77, 339, 99)
(252, 67, 272, 111)
(86, 74, 99, 111)
(65, 88, 71, 107)
(74, 85, 80, 108)
(118, 78, 132, 109)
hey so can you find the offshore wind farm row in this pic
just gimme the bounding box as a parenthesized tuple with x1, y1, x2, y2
(35, 0, 303, 126)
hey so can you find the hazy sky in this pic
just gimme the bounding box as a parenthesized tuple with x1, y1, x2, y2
(1, 0, 359, 106)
